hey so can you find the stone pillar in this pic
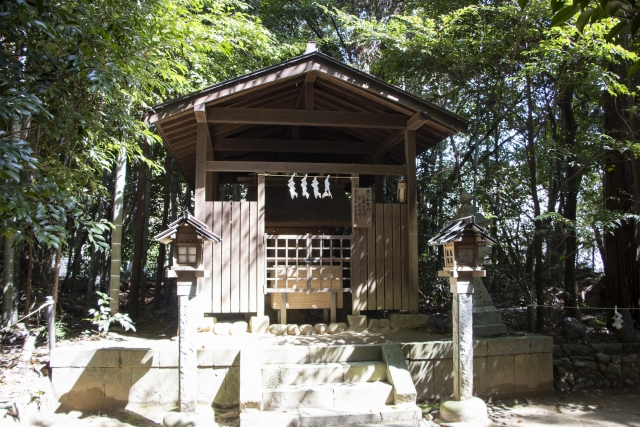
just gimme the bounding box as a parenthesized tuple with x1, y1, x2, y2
(178, 288, 197, 413)
(452, 285, 474, 400)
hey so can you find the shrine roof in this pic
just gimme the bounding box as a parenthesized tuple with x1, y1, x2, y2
(428, 216, 496, 246)
(154, 211, 222, 245)
(149, 48, 469, 188)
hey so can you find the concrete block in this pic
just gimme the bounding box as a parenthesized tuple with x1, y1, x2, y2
(408, 360, 433, 401)
(218, 366, 240, 408)
(474, 340, 488, 357)
(197, 349, 214, 367)
(332, 382, 394, 406)
(328, 322, 347, 334)
(269, 324, 287, 335)
(213, 322, 232, 335)
(299, 407, 381, 427)
(343, 361, 387, 383)
(261, 365, 281, 388)
(263, 347, 309, 364)
(263, 385, 334, 410)
(379, 404, 421, 424)
(104, 367, 131, 405)
(403, 341, 452, 360)
(287, 324, 301, 336)
(240, 411, 301, 427)
(514, 353, 540, 392)
(368, 319, 380, 332)
(538, 352, 554, 390)
(130, 367, 160, 405)
(213, 348, 240, 366)
(159, 349, 179, 367)
(196, 316, 216, 332)
(473, 357, 487, 396)
(378, 319, 391, 331)
(347, 315, 367, 331)
(279, 363, 343, 386)
(300, 324, 314, 335)
(53, 367, 105, 410)
(486, 355, 515, 396)
(382, 344, 416, 404)
(230, 321, 248, 336)
(240, 349, 263, 412)
(487, 336, 531, 356)
(314, 323, 328, 334)
(310, 345, 381, 363)
(530, 335, 553, 353)
(120, 349, 158, 368)
(250, 316, 270, 334)
(50, 349, 119, 368)
(433, 358, 454, 399)
(197, 367, 226, 405)
(390, 314, 429, 330)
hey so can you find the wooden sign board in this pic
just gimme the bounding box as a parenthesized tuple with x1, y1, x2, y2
(352, 187, 372, 227)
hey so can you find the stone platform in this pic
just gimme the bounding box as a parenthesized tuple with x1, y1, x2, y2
(49, 330, 553, 421)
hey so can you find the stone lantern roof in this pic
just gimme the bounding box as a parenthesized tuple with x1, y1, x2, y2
(427, 215, 496, 246)
(154, 211, 221, 245)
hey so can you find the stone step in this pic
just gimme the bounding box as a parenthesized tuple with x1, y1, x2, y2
(239, 405, 421, 427)
(262, 361, 388, 387)
(263, 381, 394, 410)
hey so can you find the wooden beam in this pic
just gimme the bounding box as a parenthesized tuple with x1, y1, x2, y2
(407, 111, 430, 131)
(205, 107, 408, 129)
(213, 138, 373, 154)
(206, 161, 406, 176)
(405, 129, 419, 314)
(375, 154, 384, 202)
(195, 121, 208, 221)
(194, 103, 207, 123)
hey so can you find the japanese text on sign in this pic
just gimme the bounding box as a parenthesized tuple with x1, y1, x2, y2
(352, 188, 372, 228)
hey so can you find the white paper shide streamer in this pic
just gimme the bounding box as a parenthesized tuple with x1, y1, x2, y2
(287, 174, 332, 199)
(301, 174, 310, 199)
(288, 174, 298, 199)
(311, 176, 321, 199)
(322, 175, 332, 198)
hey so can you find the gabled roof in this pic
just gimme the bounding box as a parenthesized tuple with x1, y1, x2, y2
(154, 211, 222, 245)
(149, 49, 469, 188)
(428, 216, 496, 246)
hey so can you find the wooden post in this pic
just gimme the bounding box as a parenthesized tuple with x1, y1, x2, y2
(280, 293, 287, 324)
(375, 154, 384, 202)
(194, 104, 208, 221)
(351, 174, 361, 315)
(257, 172, 265, 316)
(405, 129, 419, 314)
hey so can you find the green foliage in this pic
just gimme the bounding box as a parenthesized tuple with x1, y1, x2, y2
(85, 291, 136, 334)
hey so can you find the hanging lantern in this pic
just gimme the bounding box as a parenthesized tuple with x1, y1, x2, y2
(397, 176, 407, 203)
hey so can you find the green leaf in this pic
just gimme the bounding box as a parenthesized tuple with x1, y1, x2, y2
(551, 4, 581, 26)
(631, 12, 640, 34)
(518, 0, 529, 9)
(630, 60, 640, 75)
(606, 21, 629, 40)
(552, 0, 567, 13)
(576, 8, 594, 32)
(36, 0, 44, 16)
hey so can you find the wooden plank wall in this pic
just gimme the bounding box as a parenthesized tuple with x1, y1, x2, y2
(207, 201, 263, 313)
(351, 203, 411, 311)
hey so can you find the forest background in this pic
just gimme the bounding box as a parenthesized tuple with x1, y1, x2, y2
(2, 0, 639, 336)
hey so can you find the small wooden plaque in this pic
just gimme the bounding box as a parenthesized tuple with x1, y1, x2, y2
(352, 187, 372, 228)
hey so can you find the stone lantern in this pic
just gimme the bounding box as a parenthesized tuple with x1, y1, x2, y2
(155, 211, 220, 415)
(428, 203, 495, 425)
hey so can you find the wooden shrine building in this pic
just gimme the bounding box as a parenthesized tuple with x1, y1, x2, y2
(149, 44, 468, 323)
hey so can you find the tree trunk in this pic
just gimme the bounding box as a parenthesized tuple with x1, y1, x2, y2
(24, 232, 34, 314)
(51, 245, 63, 320)
(139, 146, 153, 308)
(2, 234, 17, 327)
(128, 144, 149, 318)
(154, 153, 172, 309)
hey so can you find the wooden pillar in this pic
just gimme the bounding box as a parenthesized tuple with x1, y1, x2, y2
(194, 104, 208, 221)
(405, 129, 419, 314)
(351, 174, 361, 315)
(256, 172, 265, 316)
(375, 154, 384, 202)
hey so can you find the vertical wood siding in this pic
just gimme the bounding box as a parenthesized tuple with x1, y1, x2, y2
(351, 203, 412, 311)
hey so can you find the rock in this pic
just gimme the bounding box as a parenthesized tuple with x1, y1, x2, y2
(347, 315, 367, 331)
(574, 361, 586, 368)
(552, 345, 562, 357)
(615, 309, 635, 343)
(555, 380, 570, 391)
(607, 363, 622, 376)
(328, 322, 347, 334)
(573, 383, 585, 391)
(368, 319, 380, 332)
(603, 379, 611, 387)
(389, 314, 429, 330)
(623, 354, 638, 363)
(379, 319, 391, 331)
(269, 324, 287, 335)
(611, 356, 621, 364)
(197, 316, 217, 332)
(592, 343, 623, 355)
(300, 324, 314, 335)
(596, 352, 611, 364)
(250, 316, 269, 335)
(553, 359, 563, 367)
(586, 380, 594, 387)
(585, 361, 598, 370)
(556, 366, 568, 379)
(213, 323, 232, 336)
(314, 323, 328, 334)
(561, 344, 591, 355)
(635, 332, 640, 343)
(287, 324, 300, 336)
(230, 321, 248, 336)
(563, 317, 586, 340)
(625, 379, 636, 387)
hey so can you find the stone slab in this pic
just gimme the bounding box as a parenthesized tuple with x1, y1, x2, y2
(54, 367, 105, 411)
(402, 341, 452, 360)
(197, 349, 214, 367)
(530, 335, 553, 353)
(473, 357, 487, 396)
(50, 349, 119, 368)
(310, 345, 381, 363)
(379, 404, 421, 424)
(263, 385, 334, 410)
(263, 347, 309, 364)
(486, 355, 514, 396)
(299, 407, 382, 427)
(277, 363, 343, 386)
(213, 348, 240, 366)
(408, 360, 432, 402)
(348, 315, 368, 332)
(390, 314, 429, 330)
(487, 337, 531, 356)
(431, 359, 453, 399)
(343, 361, 387, 383)
(538, 352, 554, 390)
(159, 349, 180, 368)
(239, 349, 263, 412)
(250, 316, 269, 335)
(104, 368, 131, 404)
(120, 349, 158, 368)
(514, 353, 539, 392)
(382, 344, 416, 404)
(240, 411, 301, 427)
(332, 382, 394, 406)
(197, 367, 227, 406)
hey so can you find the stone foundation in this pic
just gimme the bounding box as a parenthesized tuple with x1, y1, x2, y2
(553, 342, 640, 391)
